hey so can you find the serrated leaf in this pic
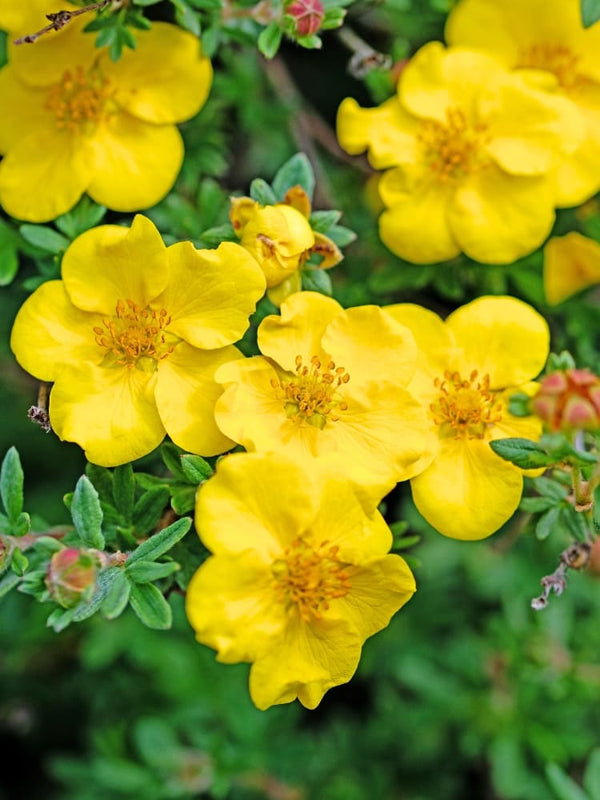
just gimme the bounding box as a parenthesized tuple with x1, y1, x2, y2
(129, 582, 172, 629)
(161, 442, 187, 481)
(309, 210, 342, 233)
(581, 0, 600, 27)
(545, 762, 589, 800)
(112, 463, 135, 521)
(489, 438, 557, 469)
(47, 607, 76, 633)
(11, 512, 30, 537)
(55, 198, 107, 239)
(302, 268, 332, 295)
(249, 178, 277, 206)
(127, 517, 191, 565)
(272, 153, 315, 201)
(133, 487, 170, 536)
(560, 506, 590, 542)
(85, 463, 114, 501)
(180, 454, 213, 484)
(71, 568, 118, 622)
(10, 548, 28, 576)
(174, 0, 201, 35)
(326, 224, 357, 247)
(535, 506, 562, 541)
(19, 224, 69, 254)
(1, 446, 24, 523)
(126, 560, 180, 583)
(258, 22, 283, 60)
(102, 569, 131, 620)
(199, 223, 236, 247)
(170, 486, 196, 515)
(71, 475, 105, 549)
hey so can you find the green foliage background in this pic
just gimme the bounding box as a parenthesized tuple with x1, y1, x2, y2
(1, 0, 600, 798)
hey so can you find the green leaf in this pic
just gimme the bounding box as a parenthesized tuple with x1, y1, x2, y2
(129, 582, 172, 629)
(199, 223, 236, 247)
(10, 548, 28, 576)
(1, 447, 24, 524)
(161, 442, 187, 481)
(0, 571, 20, 601)
(101, 569, 131, 620)
(581, 0, 600, 27)
(295, 33, 322, 49)
(180, 454, 213, 484)
(0, 219, 19, 286)
(546, 762, 590, 800)
(47, 607, 76, 633)
(132, 487, 170, 535)
(533, 476, 570, 501)
(326, 224, 357, 247)
(11, 512, 31, 537)
(272, 153, 315, 201)
(302, 268, 332, 295)
(126, 560, 180, 583)
(249, 178, 277, 206)
(55, 197, 107, 239)
(33, 536, 65, 554)
(584, 749, 600, 800)
(258, 22, 283, 60)
(560, 506, 590, 542)
(535, 506, 562, 541)
(85, 463, 114, 502)
(127, 517, 191, 565)
(309, 210, 342, 233)
(19, 224, 70, 254)
(112, 463, 135, 521)
(489, 438, 557, 469)
(519, 496, 555, 513)
(173, 0, 201, 35)
(71, 475, 105, 549)
(170, 486, 196, 515)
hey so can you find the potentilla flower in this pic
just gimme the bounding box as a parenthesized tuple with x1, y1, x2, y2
(337, 42, 582, 264)
(544, 232, 600, 304)
(532, 368, 600, 432)
(446, 0, 600, 207)
(384, 296, 550, 540)
(0, 2, 212, 222)
(214, 291, 433, 489)
(185, 452, 416, 710)
(10, 215, 266, 466)
(230, 185, 341, 306)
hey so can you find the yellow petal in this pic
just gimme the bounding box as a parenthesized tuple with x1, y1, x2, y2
(335, 555, 415, 640)
(266, 270, 302, 307)
(399, 42, 504, 123)
(257, 291, 343, 371)
(0, 68, 50, 153)
(0, 127, 93, 223)
(321, 304, 418, 389)
(249, 615, 362, 710)
(411, 437, 523, 540)
(195, 452, 320, 557)
(99, 23, 212, 124)
(378, 167, 460, 263)
(449, 166, 555, 263)
(383, 303, 456, 381)
(553, 132, 600, 208)
(336, 96, 421, 169)
(61, 215, 168, 314)
(49, 362, 165, 466)
(284, 185, 312, 217)
(86, 114, 184, 212)
(446, 296, 549, 387)
(155, 241, 265, 349)
(308, 232, 343, 270)
(230, 196, 258, 235)
(186, 552, 284, 664)
(544, 232, 600, 304)
(154, 343, 241, 457)
(10, 281, 104, 382)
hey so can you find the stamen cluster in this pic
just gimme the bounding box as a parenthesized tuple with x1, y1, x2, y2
(45, 66, 113, 132)
(94, 299, 175, 368)
(271, 354, 350, 427)
(431, 369, 503, 438)
(418, 108, 490, 183)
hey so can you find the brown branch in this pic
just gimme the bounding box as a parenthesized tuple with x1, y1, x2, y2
(14, 0, 117, 45)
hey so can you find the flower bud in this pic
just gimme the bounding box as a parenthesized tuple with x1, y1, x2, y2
(45, 548, 101, 608)
(532, 368, 600, 432)
(285, 0, 325, 36)
(0, 535, 13, 570)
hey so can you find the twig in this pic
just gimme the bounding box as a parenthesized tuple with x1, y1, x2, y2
(14, 0, 117, 45)
(531, 541, 591, 610)
(335, 26, 391, 79)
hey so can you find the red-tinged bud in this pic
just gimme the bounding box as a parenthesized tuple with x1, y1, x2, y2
(286, 0, 325, 36)
(0, 535, 13, 570)
(532, 368, 600, 432)
(45, 548, 101, 609)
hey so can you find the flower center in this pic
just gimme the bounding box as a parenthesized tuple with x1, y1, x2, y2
(517, 44, 582, 92)
(418, 108, 490, 183)
(93, 299, 178, 371)
(45, 66, 114, 132)
(271, 355, 350, 429)
(272, 537, 352, 622)
(430, 370, 503, 439)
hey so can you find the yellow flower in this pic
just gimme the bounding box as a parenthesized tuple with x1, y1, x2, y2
(337, 42, 582, 264)
(185, 452, 416, 710)
(230, 184, 342, 306)
(544, 231, 600, 304)
(0, 3, 212, 222)
(384, 296, 550, 540)
(214, 291, 433, 489)
(10, 215, 266, 466)
(446, 0, 600, 207)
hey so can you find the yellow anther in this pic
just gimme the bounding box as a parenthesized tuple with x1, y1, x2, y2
(273, 354, 350, 428)
(418, 108, 490, 183)
(430, 369, 503, 439)
(94, 299, 177, 369)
